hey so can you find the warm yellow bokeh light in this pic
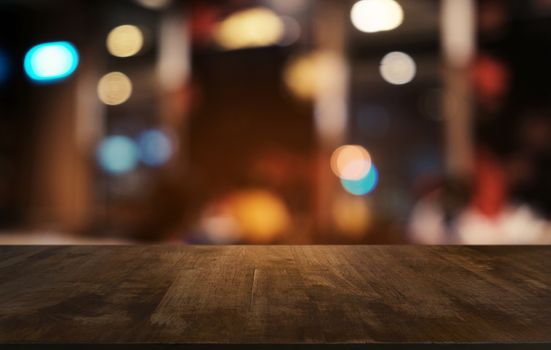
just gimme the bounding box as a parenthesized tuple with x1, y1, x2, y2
(332, 195, 372, 238)
(330, 145, 372, 180)
(380, 51, 416, 85)
(283, 53, 318, 100)
(214, 7, 284, 50)
(229, 190, 290, 243)
(97, 72, 133, 106)
(350, 0, 403, 33)
(283, 51, 344, 101)
(106, 25, 144, 58)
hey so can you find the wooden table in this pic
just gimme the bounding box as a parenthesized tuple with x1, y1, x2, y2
(1, 245, 550, 349)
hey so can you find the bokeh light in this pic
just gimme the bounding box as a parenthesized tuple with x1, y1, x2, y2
(350, 0, 404, 33)
(264, 0, 309, 15)
(97, 72, 133, 105)
(200, 210, 242, 244)
(23, 41, 79, 82)
(214, 7, 284, 50)
(332, 195, 372, 238)
(283, 52, 319, 100)
(330, 145, 372, 180)
(279, 16, 301, 46)
(379, 51, 416, 85)
(135, 0, 172, 10)
(137, 129, 173, 166)
(0, 50, 9, 84)
(357, 105, 391, 137)
(97, 136, 140, 174)
(283, 51, 343, 102)
(229, 190, 290, 243)
(341, 164, 379, 196)
(106, 25, 144, 58)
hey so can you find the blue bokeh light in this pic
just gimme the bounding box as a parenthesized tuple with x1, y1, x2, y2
(97, 136, 139, 174)
(24, 41, 79, 82)
(0, 50, 9, 84)
(341, 164, 379, 195)
(137, 129, 173, 166)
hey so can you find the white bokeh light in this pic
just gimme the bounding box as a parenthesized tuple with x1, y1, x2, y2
(24, 42, 79, 82)
(135, 0, 171, 10)
(97, 72, 133, 105)
(350, 0, 403, 33)
(379, 51, 416, 85)
(106, 25, 144, 58)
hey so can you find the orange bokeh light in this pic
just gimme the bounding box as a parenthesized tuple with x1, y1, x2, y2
(330, 145, 372, 180)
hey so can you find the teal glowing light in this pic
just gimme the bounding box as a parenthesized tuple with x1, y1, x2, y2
(97, 136, 139, 174)
(0, 50, 9, 84)
(24, 41, 79, 82)
(341, 164, 379, 195)
(137, 129, 172, 166)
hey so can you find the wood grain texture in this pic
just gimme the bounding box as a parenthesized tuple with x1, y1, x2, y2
(0, 245, 550, 347)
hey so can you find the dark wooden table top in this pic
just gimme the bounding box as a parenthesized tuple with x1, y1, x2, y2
(1, 245, 550, 349)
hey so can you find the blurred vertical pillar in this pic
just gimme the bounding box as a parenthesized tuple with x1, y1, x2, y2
(154, 6, 191, 237)
(157, 7, 190, 167)
(441, 0, 476, 177)
(29, 46, 100, 232)
(313, 0, 349, 238)
(25, 2, 99, 234)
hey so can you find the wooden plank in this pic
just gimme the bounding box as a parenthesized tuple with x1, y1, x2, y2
(0, 245, 550, 347)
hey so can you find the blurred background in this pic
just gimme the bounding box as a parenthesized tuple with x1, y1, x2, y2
(0, 0, 549, 245)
